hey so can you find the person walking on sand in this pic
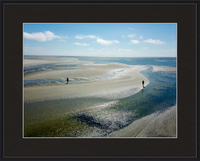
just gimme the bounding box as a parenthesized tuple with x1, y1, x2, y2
(142, 80, 144, 88)
(67, 77, 69, 84)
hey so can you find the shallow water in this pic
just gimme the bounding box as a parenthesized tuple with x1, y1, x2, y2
(24, 56, 176, 137)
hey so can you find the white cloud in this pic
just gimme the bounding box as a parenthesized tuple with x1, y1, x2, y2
(128, 34, 136, 38)
(74, 35, 84, 39)
(74, 35, 97, 39)
(139, 36, 143, 39)
(74, 35, 119, 46)
(24, 31, 60, 42)
(87, 35, 97, 39)
(130, 40, 140, 44)
(82, 43, 90, 46)
(75, 42, 90, 46)
(144, 39, 165, 44)
(96, 38, 113, 45)
(58, 36, 68, 42)
(122, 35, 126, 38)
(128, 27, 133, 30)
(113, 40, 120, 44)
(96, 38, 120, 45)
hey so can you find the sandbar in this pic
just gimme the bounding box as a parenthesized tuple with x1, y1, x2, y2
(24, 57, 80, 67)
(24, 63, 149, 103)
(153, 65, 176, 72)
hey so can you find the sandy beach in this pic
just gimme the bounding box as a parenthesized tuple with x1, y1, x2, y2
(24, 59, 149, 103)
(107, 105, 176, 137)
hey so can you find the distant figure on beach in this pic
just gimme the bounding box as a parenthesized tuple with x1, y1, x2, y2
(67, 77, 69, 84)
(142, 80, 144, 88)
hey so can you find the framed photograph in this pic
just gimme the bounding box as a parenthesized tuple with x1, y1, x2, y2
(2, 1, 198, 159)
(23, 23, 177, 139)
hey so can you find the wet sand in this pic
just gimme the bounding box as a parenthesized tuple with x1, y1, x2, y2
(153, 65, 176, 72)
(107, 105, 176, 137)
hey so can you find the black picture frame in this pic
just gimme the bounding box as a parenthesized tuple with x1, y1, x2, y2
(1, 1, 198, 159)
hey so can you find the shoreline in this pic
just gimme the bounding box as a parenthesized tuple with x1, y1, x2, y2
(24, 59, 150, 103)
(107, 105, 176, 137)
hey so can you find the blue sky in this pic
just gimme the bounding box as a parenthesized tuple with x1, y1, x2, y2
(23, 23, 177, 57)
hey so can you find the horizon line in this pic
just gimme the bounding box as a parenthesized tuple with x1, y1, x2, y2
(24, 55, 176, 58)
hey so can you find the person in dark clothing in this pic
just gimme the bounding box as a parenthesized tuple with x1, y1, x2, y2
(67, 77, 69, 84)
(142, 80, 144, 88)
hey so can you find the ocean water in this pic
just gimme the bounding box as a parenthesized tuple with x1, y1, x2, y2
(24, 56, 176, 137)
(24, 55, 176, 67)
